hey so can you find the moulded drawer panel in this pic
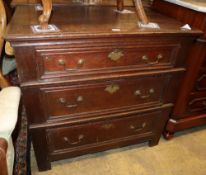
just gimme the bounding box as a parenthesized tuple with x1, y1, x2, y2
(41, 75, 168, 120)
(36, 44, 180, 79)
(47, 110, 161, 153)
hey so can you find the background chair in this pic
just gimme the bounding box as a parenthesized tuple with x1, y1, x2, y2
(0, 0, 21, 175)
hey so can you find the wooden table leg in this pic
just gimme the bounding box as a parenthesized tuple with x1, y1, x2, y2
(133, 0, 149, 24)
(39, 0, 52, 29)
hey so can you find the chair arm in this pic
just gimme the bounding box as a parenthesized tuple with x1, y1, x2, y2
(0, 87, 21, 139)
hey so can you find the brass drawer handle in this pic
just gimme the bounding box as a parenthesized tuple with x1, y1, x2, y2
(105, 84, 120, 94)
(63, 134, 84, 145)
(57, 58, 84, 71)
(108, 49, 124, 61)
(130, 122, 146, 132)
(58, 96, 83, 108)
(142, 54, 163, 65)
(134, 88, 154, 99)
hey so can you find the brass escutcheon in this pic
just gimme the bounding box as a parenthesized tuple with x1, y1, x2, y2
(101, 123, 115, 130)
(58, 59, 65, 66)
(105, 84, 120, 94)
(108, 49, 124, 61)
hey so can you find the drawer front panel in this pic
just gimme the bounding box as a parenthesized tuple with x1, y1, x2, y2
(42, 76, 167, 119)
(37, 44, 179, 79)
(187, 92, 206, 114)
(47, 110, 160, 152)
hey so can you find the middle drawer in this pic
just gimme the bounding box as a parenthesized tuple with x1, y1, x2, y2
(41, 75, 167, 120)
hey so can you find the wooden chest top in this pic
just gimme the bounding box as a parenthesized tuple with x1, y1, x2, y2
(6, 5, 202, 41)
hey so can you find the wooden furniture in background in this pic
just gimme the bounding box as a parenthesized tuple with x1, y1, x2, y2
(152, 0, 206, 139)
(6, 4, 201, 171)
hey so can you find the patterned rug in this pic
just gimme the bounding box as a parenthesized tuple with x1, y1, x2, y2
(13, 107, 31, 175)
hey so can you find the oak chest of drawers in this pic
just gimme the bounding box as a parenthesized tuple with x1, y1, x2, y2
(6, 4, 201, 171)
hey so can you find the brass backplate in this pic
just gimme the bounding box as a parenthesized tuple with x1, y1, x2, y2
(108, 49, 124, 61)
(105, 84, 120, 94)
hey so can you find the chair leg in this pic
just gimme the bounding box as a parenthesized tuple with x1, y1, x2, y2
(133, 0, 149, 24)
(0, 138, 8, 175)
(117, 0, 124, 11)
(39, 0, 52, 29)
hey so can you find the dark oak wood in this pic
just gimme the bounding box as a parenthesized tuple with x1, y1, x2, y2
(47, 106, 171, 160)
(153, 0, 206, 139)
(36, 43, 181, 80)
(5, 4, 201, 171)
(31, 129, 51, 171)
(41, 75, 169, 119)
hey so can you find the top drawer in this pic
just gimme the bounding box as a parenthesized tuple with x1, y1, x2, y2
(36, 44, 180, 80)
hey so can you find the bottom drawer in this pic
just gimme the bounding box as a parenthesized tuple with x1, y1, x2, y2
(47, 107, 170, 158)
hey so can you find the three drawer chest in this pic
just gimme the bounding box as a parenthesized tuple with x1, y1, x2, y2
(6, 4, 201, 171)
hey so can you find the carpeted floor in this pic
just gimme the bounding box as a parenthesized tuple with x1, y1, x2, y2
(14, 107, 30, 175)
(31, 125, 206, 175)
